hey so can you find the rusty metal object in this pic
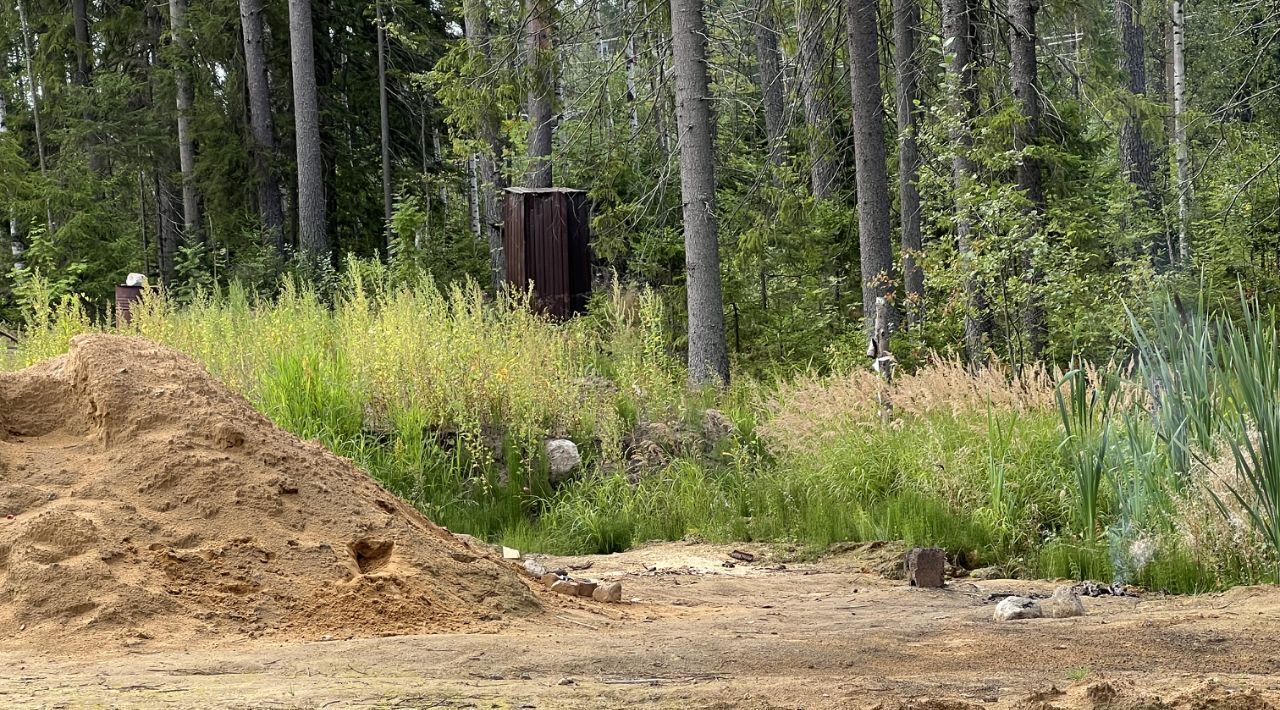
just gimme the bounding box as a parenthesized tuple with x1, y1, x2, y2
(114, 285, 144, 325)
(502, 188, 592, 319)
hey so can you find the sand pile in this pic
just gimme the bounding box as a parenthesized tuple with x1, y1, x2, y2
(0, 335, 539, 651)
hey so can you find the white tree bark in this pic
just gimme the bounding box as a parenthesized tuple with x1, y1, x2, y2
(1172, 0, 1191, 264)
(169, 0, 202, 242)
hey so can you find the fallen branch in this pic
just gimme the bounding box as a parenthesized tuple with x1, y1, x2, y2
(598, 673, 727, 685)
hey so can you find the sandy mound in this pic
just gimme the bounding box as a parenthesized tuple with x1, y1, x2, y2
(0, 335, 539, 651)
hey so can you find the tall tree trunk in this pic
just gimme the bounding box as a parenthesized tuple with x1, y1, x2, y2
(156, 167, 181, 284)
(846, 0, 896, 331)
(754, 0, 786, 166)
(71, 0, 105, 173)
(625, 0, 641, 135)
(464, 0, 508, 289)
(944, 0, 991, 365)
(71, 0, 92, 88)
(239, 0, 286, 254)
(525, 0, 555, 187)
(670, 0, 729, 385)
(0, 85, 15, 268)
(795, 0, 841, 199)
(893, 0, 923, 325)
(468, 155, 482, 238)
(17, 0, 52, 236)
(169, 0, 202, 243)
(16, 0, 47, 183)
(1115, 0, 1166, 267)
(1010, 0, 1046, 358)
(376, 0, 393, 252)
(288, 0, 329, 260)
(1172, 0, 1191, 263)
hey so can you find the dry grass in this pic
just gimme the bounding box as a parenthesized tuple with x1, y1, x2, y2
(761, 358, 1060, 452)
(1171, 445, 1278, 582)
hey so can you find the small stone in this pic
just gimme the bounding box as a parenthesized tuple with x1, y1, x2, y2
(502, 546, 520, 560)
(575, 580, 598, 597)
(994, 596, 1042, 621)
(541, 572, 562, 587)
(1039, 586, 1086, 619)
(556, 677, 575, 686)
(524, 558, 548, 579)
(592, 581, 622, 603)
(549, 579, 580, 596)
(970, 566, 1004, 580)
(905, 547, 946, 588)
(212, 422, 245, 449)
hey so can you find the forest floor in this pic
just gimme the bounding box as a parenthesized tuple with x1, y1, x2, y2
(1, 542, 1277, 709)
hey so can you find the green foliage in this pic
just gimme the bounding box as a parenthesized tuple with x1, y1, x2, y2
(1055, 367, 1119, 539)
(1213, 299, 1280, 575)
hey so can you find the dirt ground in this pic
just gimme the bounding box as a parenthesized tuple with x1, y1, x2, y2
(2, 541, 1278, 709)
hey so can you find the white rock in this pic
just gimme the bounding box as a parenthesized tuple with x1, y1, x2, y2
(524, 558, 548, 579)
(545, 439, 582, 483)
(502, 546, 520, 560)
(994, 596, 1042, 621)
(994, 587, 1086, 622)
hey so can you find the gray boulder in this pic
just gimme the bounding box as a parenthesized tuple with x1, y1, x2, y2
(994, 595, 1041, 621)
(545, 439, 582, 483)
(994, 586, 1085, 621)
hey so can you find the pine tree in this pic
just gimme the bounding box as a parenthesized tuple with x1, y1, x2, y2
(670, 0, 729, 385)
(846, 0, 896, 330)
(289, 0, 329, 260)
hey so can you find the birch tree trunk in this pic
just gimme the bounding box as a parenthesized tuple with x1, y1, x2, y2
(15, 0, 44, 180)
(893, 0, 924, 325)
(1172, 0, 1191, 263)
(0, 83, 15, 267)
(288, 0, 330, 260)
(846, 0, 896, 331)
(239, 0, 286, 253)
(670, 0, 730, 385)
(376, 0, 393, 252)
(169, 0, 202, 243)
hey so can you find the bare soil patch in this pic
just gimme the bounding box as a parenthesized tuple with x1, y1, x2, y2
(0, 542, 1276, 708)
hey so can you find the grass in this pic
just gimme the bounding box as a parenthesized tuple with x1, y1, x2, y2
(7, 268, 1280, 594)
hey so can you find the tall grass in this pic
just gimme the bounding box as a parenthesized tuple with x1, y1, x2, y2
(1055, 367, 1118, 539)
(1214, 302, 1280, 576)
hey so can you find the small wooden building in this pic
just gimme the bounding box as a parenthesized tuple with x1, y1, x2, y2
(502, 187, 592, 319)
